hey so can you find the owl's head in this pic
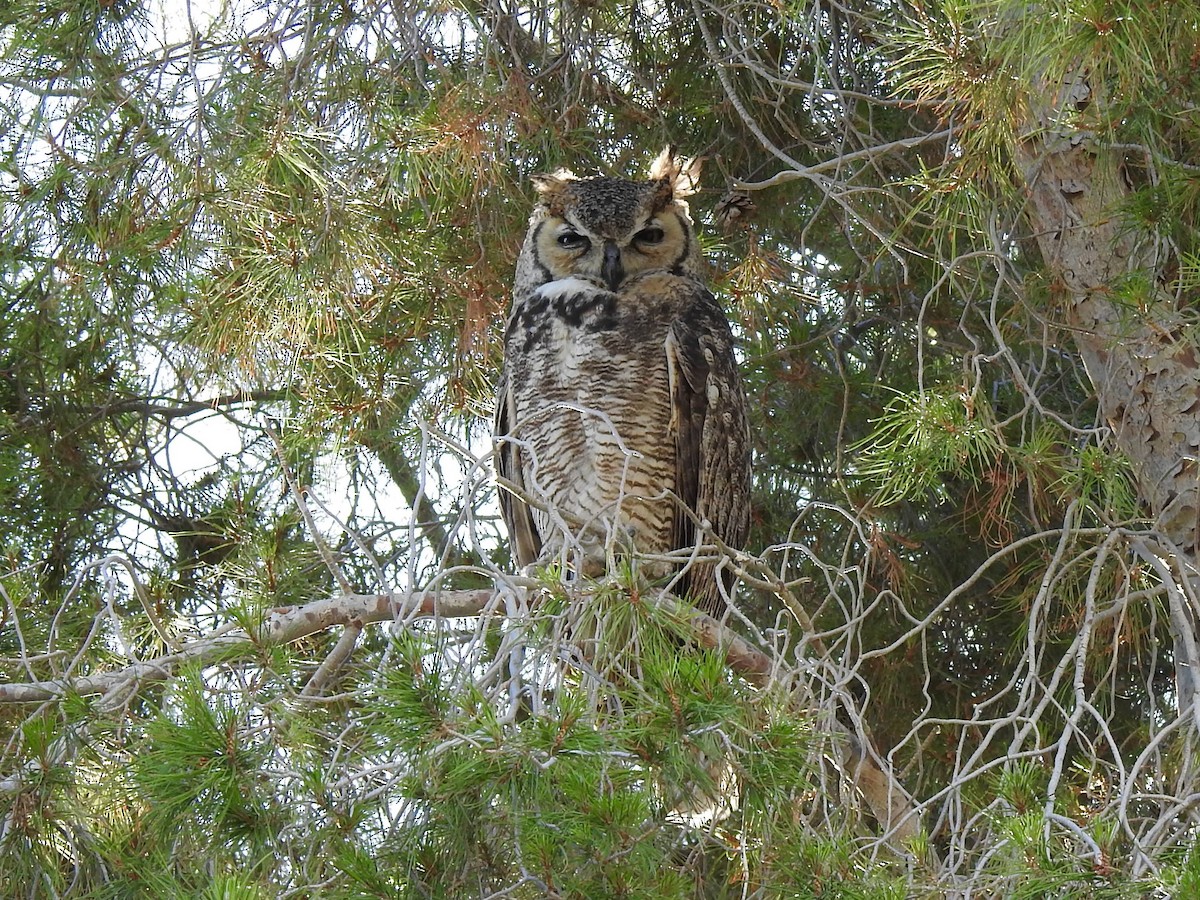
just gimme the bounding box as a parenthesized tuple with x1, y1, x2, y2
(520, 147, 705, 292)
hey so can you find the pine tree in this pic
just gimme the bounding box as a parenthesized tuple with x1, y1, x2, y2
(4, 0, 1200, 895)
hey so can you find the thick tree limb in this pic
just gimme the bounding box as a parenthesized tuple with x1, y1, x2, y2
(0, 588, 768, 704)
(0, 590, 493, 704)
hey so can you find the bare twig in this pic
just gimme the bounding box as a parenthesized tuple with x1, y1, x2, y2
(301, 621, 364, 697)
(734, 129, 958, 191)
(266, 421, 355, 596)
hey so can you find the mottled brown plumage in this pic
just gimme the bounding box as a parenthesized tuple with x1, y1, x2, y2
(494, 148, 751, 615)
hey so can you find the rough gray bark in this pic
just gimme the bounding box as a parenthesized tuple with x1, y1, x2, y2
(1016, 92, 1200, 707)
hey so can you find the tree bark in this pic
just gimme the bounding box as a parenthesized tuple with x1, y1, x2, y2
(1016, 94, 1200, 707)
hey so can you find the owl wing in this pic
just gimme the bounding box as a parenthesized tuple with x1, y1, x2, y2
(494, 371, 543, 567)
(666, 286, 751, 614)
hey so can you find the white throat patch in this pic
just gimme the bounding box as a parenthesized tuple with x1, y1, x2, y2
(535, 277, 605, 301)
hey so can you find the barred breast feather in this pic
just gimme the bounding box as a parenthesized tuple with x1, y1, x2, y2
(495, 270, 750, 615)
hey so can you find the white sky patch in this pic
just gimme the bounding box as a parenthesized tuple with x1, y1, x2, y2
(148, 0, 225, 49)
(157, 409, 246, 481)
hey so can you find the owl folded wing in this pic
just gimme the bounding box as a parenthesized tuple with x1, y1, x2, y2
(666, 287, 751, 613)
(493, 372, 543, 568)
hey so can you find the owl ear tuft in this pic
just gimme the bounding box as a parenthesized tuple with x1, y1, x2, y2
(531, 168, 577, 191)
(530, 169, 578, 214)
(649, 146, 703, 198)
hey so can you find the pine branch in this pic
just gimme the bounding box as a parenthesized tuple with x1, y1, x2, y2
(0, 587, 768, 703)
(0, 581, 919, 843)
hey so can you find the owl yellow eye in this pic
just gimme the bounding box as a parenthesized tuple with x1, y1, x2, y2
(557, 231, 589, 250)
(635, 226, 665, 245)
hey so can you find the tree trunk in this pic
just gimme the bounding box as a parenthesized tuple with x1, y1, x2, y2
(1017, 94, 1200, 708)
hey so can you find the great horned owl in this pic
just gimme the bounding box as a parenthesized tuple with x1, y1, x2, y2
(494, 148, 751, 616)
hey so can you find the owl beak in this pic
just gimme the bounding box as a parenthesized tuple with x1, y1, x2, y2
(601, 241, 624, 291)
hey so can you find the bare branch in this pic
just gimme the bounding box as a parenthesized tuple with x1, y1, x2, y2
(99, 389, 289, 421)
(734, 129, 958, 191)
(0, 589, 493, 704)
(301, 621, 364, 697)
